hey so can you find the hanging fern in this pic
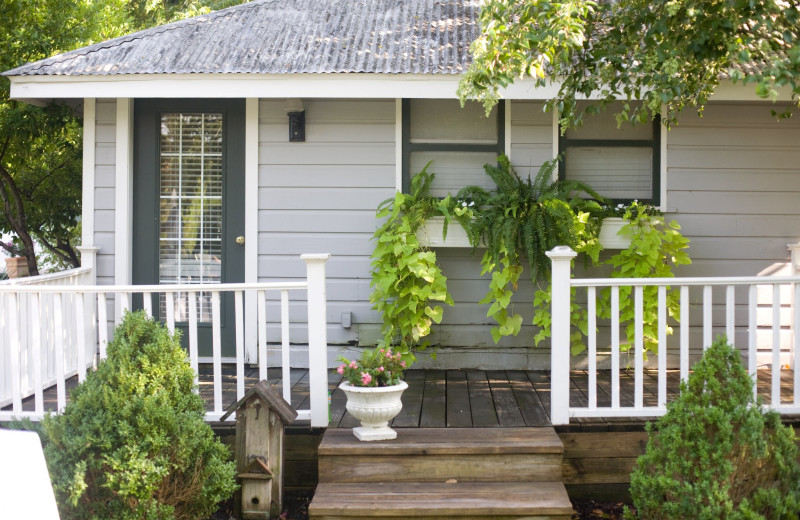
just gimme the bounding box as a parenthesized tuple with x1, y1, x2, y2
(453, 155, 605, 343)
(457, 155, 604, 281)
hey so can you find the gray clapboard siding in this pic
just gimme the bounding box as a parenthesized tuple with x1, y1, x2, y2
(257, 99, 396, 346)
(94, 99, 116, 287)
(667, 103, 800, 269)
(509, 101, 554, 180)
(664, 102, 800, 357)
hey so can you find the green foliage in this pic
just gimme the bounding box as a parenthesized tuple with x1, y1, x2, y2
(0, 0, 103, 273)
(628, 337, 800, 519)
(455, 155, 603, 343)
(337, 347, 407, 387)
(0, 0, 249, 273)
(599, 202, 691, 354)
(532, 285, 589, 355)
(369, 165, 454, 364)
(459, 0, 800, 127)
(480, 248, 524, 343)
(42, 311, 237, 520)
(533, 202, 691, 356)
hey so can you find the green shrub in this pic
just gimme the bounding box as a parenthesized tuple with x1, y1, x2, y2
(43, 311, 237, 520)
(629, 337, 800, 519)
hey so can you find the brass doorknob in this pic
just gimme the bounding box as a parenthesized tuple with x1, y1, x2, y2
(235, 236, 245, 245)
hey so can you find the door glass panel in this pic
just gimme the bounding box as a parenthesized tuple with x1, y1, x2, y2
(159, 113, 223, 322)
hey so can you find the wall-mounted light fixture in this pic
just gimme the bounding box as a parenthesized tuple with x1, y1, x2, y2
(284, 98, 305, 142)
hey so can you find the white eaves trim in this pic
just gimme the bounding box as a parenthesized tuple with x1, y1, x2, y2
(8, 73, 794, 104)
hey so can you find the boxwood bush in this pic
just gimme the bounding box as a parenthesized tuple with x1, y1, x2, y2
(43, 311, 237, 519)
(629, 336, 800, 519)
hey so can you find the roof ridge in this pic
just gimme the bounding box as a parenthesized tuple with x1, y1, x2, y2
(4, 0, 269, 76)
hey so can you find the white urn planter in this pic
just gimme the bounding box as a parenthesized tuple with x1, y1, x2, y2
(598, 217, 632, 249)
(340, 380, 408, 441)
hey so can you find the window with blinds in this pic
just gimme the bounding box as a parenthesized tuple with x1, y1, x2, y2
(559, 102, 660, 203)
(159, 113, 223, 321)
(403, 99, 504, 197)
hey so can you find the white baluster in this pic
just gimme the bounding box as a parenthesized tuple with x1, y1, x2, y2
(235, 290, 245, 400)
(634, 286, 643, 410)
(587, 287, 596, 410)
(703, 285, 712, 349)
(657, 286, 667, 408)
(212, 291, 222, 414)
(772, 284, 781, 407)
(258, 290, 268, 382)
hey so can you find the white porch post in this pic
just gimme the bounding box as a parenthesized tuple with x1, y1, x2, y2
(77, 246, 100, 284)
(244, 98, 259, 363)
(302, 253, 331, 427)
(114, 98, 133, 323)
(547, 246, 577, 425)
(77, 246, 101, 361)
(81, 98, 96, 248)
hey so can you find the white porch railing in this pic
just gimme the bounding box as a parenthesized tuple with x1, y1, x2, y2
(0, 253, 331, 426)
(1, 267, 95, 417)
(548, 246, 800, 425)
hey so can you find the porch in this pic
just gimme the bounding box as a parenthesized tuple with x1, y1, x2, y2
(4, 248, 800, 428)
(7, 366, 800, 432)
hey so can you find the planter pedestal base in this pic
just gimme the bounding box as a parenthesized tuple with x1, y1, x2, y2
(353, 425, 397, 441)
(340, 380, 408, 442)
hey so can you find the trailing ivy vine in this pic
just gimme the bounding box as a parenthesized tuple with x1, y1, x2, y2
(369, 165, 454, 364)
(532, 201, 691, 356)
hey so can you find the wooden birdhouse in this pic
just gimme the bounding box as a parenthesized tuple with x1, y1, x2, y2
(221, 380, 298, 519)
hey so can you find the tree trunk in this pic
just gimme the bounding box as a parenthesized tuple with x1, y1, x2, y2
(0, 163, 40, 276)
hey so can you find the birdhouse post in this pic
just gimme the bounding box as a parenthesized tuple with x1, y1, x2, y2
(221, 380, 298, 519)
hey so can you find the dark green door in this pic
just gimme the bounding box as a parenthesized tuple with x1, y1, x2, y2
(133, 99, 245, 357)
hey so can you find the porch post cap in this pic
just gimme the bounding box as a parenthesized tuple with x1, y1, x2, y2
(301, 253, 332, 263)
(76, 245, 100, 253)
(545, 246, 577, 259)
(787, 242, 800, 251)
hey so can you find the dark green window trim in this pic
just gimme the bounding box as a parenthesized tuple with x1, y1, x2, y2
(401, 99, 505, 194)
(558, 116, 661, 205)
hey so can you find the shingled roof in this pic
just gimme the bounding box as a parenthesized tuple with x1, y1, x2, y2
(4, 0, 480, 77)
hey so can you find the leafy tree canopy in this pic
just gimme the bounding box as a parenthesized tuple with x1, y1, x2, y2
(458, 0, 800, 129)
(0, 0, 245, 273)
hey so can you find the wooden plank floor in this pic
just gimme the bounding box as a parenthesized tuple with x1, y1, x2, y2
(7, 367, 799, 431)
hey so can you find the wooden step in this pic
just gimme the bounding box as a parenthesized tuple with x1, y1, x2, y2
(309, 481, 574, 519)
(318, 427, 564, 483)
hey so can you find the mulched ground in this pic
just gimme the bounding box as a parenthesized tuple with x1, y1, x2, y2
(211, 492, 632, 519)
(571, 499, 633, 519)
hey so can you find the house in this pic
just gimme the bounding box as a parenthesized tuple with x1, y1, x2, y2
(4, 2, 800, 513)
(3, 0, 799, 420)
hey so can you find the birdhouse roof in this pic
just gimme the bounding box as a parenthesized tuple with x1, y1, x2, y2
(221, 379, 298, 424)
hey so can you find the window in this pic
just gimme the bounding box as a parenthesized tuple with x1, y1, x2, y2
(159, 112, 223, 321)
(403, 99, 504, 197)
(559, 102, 660, 204)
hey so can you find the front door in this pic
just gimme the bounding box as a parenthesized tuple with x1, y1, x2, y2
(133, 99, 245, 357)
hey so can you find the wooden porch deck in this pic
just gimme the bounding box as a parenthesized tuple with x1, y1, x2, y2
(11, 366, 798, 432)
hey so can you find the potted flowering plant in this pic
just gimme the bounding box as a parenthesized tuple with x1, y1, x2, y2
(337, 347, 408, 441)
(2, 240, 29, 278)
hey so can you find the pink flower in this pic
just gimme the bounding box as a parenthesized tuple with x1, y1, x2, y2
(379, 348, 385, 354)
(349, 361, 358, 369)
(378, 366, 385, 372)
(337, 365, 345, 375)
(400, 361, 406, 367)
(361, 372, 372, 385)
